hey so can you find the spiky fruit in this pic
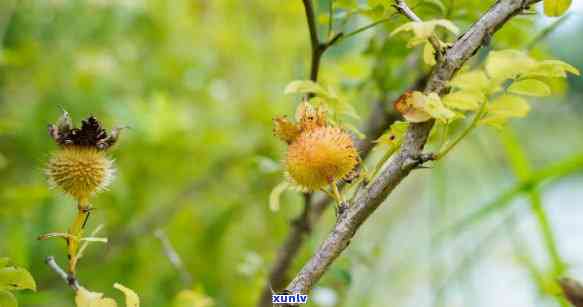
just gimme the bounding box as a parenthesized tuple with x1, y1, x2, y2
(273, 116, 301, 144)
(47, 146, 114, 201)
(285, 126, 359, 191)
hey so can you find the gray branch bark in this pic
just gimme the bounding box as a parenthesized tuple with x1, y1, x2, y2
(284, 0, 541, 295)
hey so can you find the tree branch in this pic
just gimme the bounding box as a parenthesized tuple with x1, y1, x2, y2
(155, 229, 193, 287)
(284, 0, 541, 295)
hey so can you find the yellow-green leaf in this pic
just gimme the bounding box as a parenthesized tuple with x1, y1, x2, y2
(423, 42, 436, 66)
(113, 283, 140, 307)
(269, 181, 289, 212)
(391, 19, 458, 47)
(524, 60, 580, 78)
(173, 289, 214, 307)
(544, 0, 572, 16)
(422, 92, 456, 123)
(485, 50, 535, 81)
(0, 265, 36, 291)
(479, 95, 530, 128)
(376, 121, 409, 147)
(75, 287, 117, 307)
(449, 70, 490, 92)
(0, 259, 11, 267)
(508, 79, 551, 96)
(422, 0, 447, 15)
(0, 290, 17, 307)
(284, 80, 328, 96)
(442, 90, 484, 111)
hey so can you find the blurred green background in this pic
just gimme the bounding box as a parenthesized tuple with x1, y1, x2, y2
(0, 0, 582, 306)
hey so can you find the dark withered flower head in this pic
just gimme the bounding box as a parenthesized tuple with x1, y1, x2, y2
(46, 110, 122, 201)
(48, 110, 122, 150)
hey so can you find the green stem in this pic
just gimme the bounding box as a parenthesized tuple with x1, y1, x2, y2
(330, 181, 343, 205)
(370, 145, 400, 180)
(339, 15, 396, 42)
(436, 99, 487, 160)
(67, 199, 91, 275)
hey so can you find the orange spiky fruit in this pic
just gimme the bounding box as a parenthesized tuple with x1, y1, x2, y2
(285, 126, 359, 191)
(274, 101, 359, 191)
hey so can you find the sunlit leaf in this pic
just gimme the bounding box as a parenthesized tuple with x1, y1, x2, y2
(375, 121, 409, 147)
(485, 50, 535, 81)
(391, 19, 458, 47)
(394, 91, 431, 123)
(480, 95, 530, 129)
(422, 0, 447, 15)
(423, 93, 456, 123)
(449, 70, 490, 92)
(442, 90, 484, 111)
(544, 0, 572, 17)
(310, 91, 360, 120)
(284, 80, 328, 97)
(508, 79, 551, 97)
(0, 290, 16, 307)
(75, 287, 117, 307)
(113, 283, 140, 307)
(0, 265, 36, 291)
(524, 60, 580, 78)
(423, 42, 436, 66)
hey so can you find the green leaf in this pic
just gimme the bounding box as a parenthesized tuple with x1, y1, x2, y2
(284, 80, 328, 96)
(269, 181, 289, 212)
(376, 121, 409, 147)
(421, 92, 456, 123)
(544, 0, 572, 16)
(0, 259, 12, 267)
(485, 50, 535, 81)
(421, 0, 447, 15)
(310, 91, 360, 120)
(442, 90, 484, 111)
(508, 79, 551, 97)
(0, 290, 17, 307)
(449, 70, 490, 92)
(0, 265, 36, 291)
(479, 95, 530, 129)
(423, 42, 436, 66)
(391, 19, 458, 47)
(524, 60, 580, 78)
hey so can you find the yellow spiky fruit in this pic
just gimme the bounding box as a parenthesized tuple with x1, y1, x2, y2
(285, 126, 359, 191)
(46, 146, 114, 201)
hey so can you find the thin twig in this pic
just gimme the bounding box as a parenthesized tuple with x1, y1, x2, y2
(339, 14, 398, 42)
(258, 2, 343, 306)
(393, 0, 443, 61)
(154, 228, 193, 287)
(44, 256, 81, 291)
(283, 0, 542, 295)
